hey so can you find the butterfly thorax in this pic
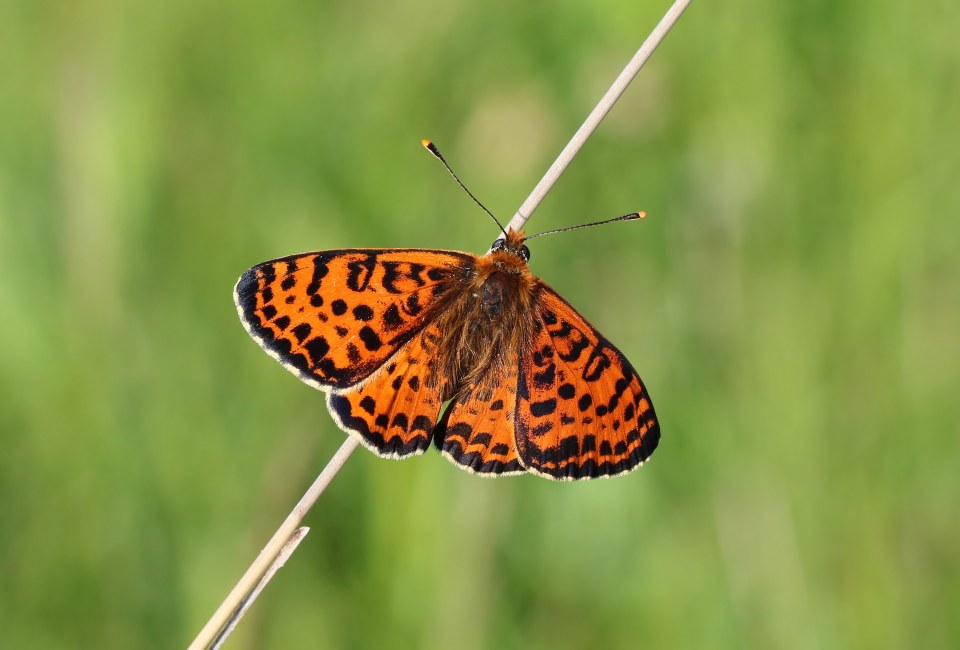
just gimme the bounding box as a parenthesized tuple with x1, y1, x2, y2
(429, 233, 537, 400)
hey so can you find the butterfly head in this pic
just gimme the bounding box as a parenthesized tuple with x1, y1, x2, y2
(490, 229, 531, 263)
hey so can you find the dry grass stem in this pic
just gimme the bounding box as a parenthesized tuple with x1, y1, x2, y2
(188, 437, 359, 649)
(210, 527, 310, 650)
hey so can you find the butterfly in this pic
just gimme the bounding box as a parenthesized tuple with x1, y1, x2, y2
(234, 145, 660, 481)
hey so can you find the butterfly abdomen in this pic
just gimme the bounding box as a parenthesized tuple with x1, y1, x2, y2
(480, 276, 507, 318)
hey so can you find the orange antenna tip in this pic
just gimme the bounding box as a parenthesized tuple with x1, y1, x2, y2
(524, 210, 648, 241)
(421, 139, 444, 161)
(421, 139, 508, 237)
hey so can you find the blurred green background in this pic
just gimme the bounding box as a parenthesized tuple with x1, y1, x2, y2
(1, 0, 958, 647)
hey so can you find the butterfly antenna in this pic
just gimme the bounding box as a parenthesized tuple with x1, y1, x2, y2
(421, 139, 508, 239)
(524, 211, 647, 241)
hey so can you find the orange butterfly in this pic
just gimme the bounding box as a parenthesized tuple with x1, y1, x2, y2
(234, 145, 660, 480)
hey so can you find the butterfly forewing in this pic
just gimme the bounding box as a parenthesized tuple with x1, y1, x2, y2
(234, 249, 472, 390)
(515, 284, 660, 480)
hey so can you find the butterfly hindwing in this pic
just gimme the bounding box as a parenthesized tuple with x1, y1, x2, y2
(327, 324, 452, 458)
(515, 284, 660, 480)
(435, 358, 526, 476)
(234, 249, 472, 391)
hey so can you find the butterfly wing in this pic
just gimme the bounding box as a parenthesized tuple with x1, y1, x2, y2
(434, 357, 526, 476)
(515, 283, 660, 480)
(235, 248, 474, 458)
(327, 323, 455, 457)
(234, 249, 472, 390)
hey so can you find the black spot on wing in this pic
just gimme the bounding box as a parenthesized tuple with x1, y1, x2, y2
(359, 396, 376, 415)
(380, 262, 404, 294)
(533, 363, 556, 386)
(292, 323, 312, 343)
(531, 421, 553, 437)
(346, 344, 361, 364)
(306, 256, 328, 295)
(411, 415, 433, 433)
(530, 399, 557, 417)
(352, 304, 374, 321)
(577, 393, 592, 412)
(346, 254, 377, 292)
(407, 263, 426, 286)
(470, 432, 492, 446)
(358, 326, 383, 351)
(382, 304, 403, 330)
(259, 264, 276, 285)
(404, 293, 422, 316)
(444, 422, 473, 443)
(582, 346, 611, 382)
(559, 331, 590, 363)
(304, 336, 330, 364)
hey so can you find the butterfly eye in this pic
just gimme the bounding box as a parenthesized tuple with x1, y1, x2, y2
(491, 238, 506, 251)
(520, 245, 531, 261)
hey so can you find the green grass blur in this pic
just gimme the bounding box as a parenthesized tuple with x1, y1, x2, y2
(1, 0, 958, 648)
